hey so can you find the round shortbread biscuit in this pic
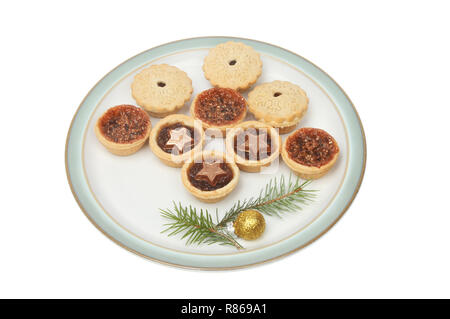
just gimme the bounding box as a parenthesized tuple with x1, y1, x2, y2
(247, 81, 309, 134)
(131, 64, 193, 117)
(203, 42, 262, 91)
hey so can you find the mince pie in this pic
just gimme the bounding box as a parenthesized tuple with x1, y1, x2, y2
(181, 151, 240, 203)
(190, 87, 247, 135)
(95, 104, 151, 156)
(149, 114, 205, 167)
(281, 127, 339, 179)
(225, 121, 281, 173)
(248, 81, 308, 134)
(131, 64, 193, 117)
(203, 41, 262, 91)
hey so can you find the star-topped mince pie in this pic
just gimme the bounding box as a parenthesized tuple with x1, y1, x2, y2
(149, 114, 205, 167)
(281, 127, 339, 179)
(95, 104, 151, 156)
(181, 151, 239, 203)
(163, 127, 193, 153)
(190, 87, 247, 135)
(226, 121, 281, 172)
(193, 161, 229, 188)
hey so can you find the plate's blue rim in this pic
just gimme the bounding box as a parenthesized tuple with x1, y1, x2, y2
(65, 36, 366, 270)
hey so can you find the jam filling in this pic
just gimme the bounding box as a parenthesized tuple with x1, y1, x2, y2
(99, 105, 150, 144)
(286, 128, 339, 168)
(156, 123, 199, 155)
(194, 88, 246, 126)
(188, 160, 233, 191)
(233, 128, 273, 160)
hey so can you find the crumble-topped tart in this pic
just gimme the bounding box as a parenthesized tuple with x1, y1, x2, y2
(190, 87, 247, 134)
(95, 104, 151, 156)
(281, 127, 339, 179)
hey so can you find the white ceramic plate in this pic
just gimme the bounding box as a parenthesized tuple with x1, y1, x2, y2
(66, 37, 366, 269)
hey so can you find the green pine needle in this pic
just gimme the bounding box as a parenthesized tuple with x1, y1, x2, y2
(217, 175, 316, 227)
(160, 174, 317, 250)
(160, 202, 243, 249)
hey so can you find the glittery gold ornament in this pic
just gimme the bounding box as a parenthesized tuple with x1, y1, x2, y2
(233, 210, 266, 240)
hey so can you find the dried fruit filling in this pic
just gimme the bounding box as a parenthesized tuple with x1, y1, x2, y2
(233, 128, 273, 160)
(286, 128, 339, 167)
(99, 105, 150, 143)
(195, 88, 246, 125)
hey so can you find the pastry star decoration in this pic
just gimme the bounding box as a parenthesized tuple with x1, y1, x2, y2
(165, 127, 193, 152)
(236, 130, 270, 159)
(195, 161, 227, 186)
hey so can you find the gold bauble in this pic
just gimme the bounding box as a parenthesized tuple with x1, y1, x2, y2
(233, 210, 266, 240)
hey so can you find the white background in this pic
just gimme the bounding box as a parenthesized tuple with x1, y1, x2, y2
(1, 1, 449, 299)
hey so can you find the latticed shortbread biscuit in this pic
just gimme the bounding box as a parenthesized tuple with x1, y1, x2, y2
(131, 64, 193, 117)
(247, 81, 309, 134)
(203, 42, 262, 91)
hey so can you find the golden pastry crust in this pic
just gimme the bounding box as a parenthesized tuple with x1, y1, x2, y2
(94, 105, 151, 156)
(203, 41, 262, 91)
(248, 81, 308, 134)
(281, 128, 339, 179)
(190, 88, 247, 135)
(149, 114, 205, 167)
(131, 64, 193, 117)
(225, 121, 281, 173)
(181, 151, 239, 203)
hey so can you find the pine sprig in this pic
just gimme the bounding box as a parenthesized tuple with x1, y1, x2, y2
(216, 175, 316, 227)
(160, 174, 317, 249)
(160, 202, 243, 249)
